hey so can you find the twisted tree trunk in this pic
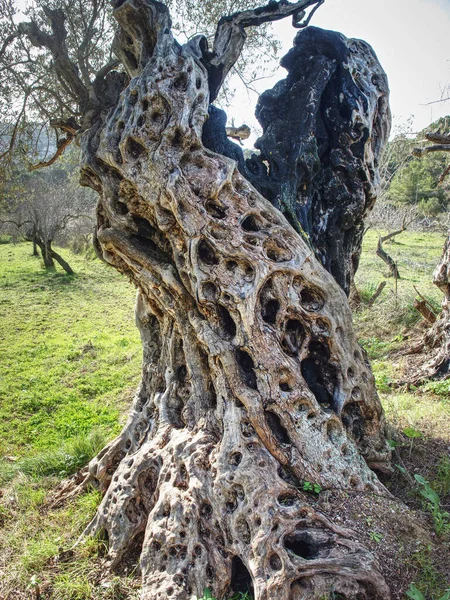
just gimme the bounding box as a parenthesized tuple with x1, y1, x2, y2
(76, 1, 396, 598)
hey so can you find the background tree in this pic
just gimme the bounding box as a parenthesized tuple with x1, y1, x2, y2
(406, 118, 450, 381)
(0, 149, 96, 272)
(0, 1, 412, 598)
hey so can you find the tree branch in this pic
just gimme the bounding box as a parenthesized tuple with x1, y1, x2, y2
(203, 0, 324, 101)
(17, 9, 90, 110)
(412, 144, 450, 157)
(28, 118, 79, 171)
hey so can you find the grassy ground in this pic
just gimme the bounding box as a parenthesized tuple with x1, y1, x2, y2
(0, 234, 449, 599)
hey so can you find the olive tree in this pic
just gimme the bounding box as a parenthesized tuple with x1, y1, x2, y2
(0, 1, 412, 598)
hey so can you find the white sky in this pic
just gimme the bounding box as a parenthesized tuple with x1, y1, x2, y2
(227, 0, 450, 138)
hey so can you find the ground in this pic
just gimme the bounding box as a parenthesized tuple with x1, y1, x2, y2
(0, 230, 449, 599)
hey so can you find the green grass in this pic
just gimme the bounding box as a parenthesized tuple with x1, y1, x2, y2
(0, 243, 141, 458)
(354, 229, 445, 338)
(0, 242, 141, 599)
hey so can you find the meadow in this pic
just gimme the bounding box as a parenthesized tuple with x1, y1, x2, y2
(0, 231, 449, 599)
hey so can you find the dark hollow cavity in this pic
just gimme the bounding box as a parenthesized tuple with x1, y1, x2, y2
(236, 349, 258, 390)
(126, 137, 147, 160)
(282, 319, 305, 355)
(217, 304, 237, 338)
(231, 556, 254, 597)
(301, 340, 337, 410)
(266, 411, 290, 445)
(284, 533, 320, 560)
(241, 214, 262, 232)
(262, 298, 280, 325)
(198, 239, 219, 265)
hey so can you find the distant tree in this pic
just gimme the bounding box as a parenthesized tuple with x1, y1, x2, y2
(384, 118, 450, 213)
(0, 152, 96, 273)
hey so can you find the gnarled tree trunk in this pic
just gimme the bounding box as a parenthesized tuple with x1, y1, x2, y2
(77, 1, 396, 598)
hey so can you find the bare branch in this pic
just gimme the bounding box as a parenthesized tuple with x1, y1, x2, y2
(17, 9, 90, 110)
(28, 118, 79, 170)
(412, 144, 450, 157)
(203, 0, 324, 101)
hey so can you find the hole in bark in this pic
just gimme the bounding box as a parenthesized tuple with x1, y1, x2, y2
(217, 304, 236, 339)
(241, 420, 255, 437)
(284, 533, 319, 559)
(266, 411, 290, 444)
(202, 281, 217, 301)
(125, 138, 146, 162)
(196, 77, 202, 89)
(230, 452, 242, 467)
(117, 120, 125, 131)
(241, 214, 262, 232)
(347, 367, 355, 379)
(299, 287, 325, 311)
(173, 72, 188, 91)
(129, 89, 139, 105)
(301, 341, 337, 410)
(270, 553, 282, 570)
(231, 556, 254, 596)
(115, 200, 129, 215)
(226, 260, 237, 272)
(141, 99, 149, 112)
(341, 402, 364, 442)
(205, 200, 227, 219)
(282, 319, 305, 356)
(137, 115, 145, 127)
(279, 381, 291, 392)
(171, 127, 183, 147)
(118, 530, 145, 574)
(262, 299, 280, 325)
(277, 493, 298, 507)
(264, 238, 292, 262)
(352, 386, 362, 400)
(198, 239, 219, 265)
(236, 518, 251, 544)
(277, 466, 299, 487)
(236, 349, 257, 390)
(200, 502, 213, 517)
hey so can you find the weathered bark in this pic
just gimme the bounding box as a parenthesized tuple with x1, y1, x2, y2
(74, 3, 397, 598)
(203, 27, 391, 295)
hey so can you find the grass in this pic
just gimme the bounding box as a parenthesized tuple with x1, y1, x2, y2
(0, 242, 141, 599)
(0, 243, 141, 459)
(1, 233, 450, 599)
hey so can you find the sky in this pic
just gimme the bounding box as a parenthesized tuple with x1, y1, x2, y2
(227, 0, 450, 139)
